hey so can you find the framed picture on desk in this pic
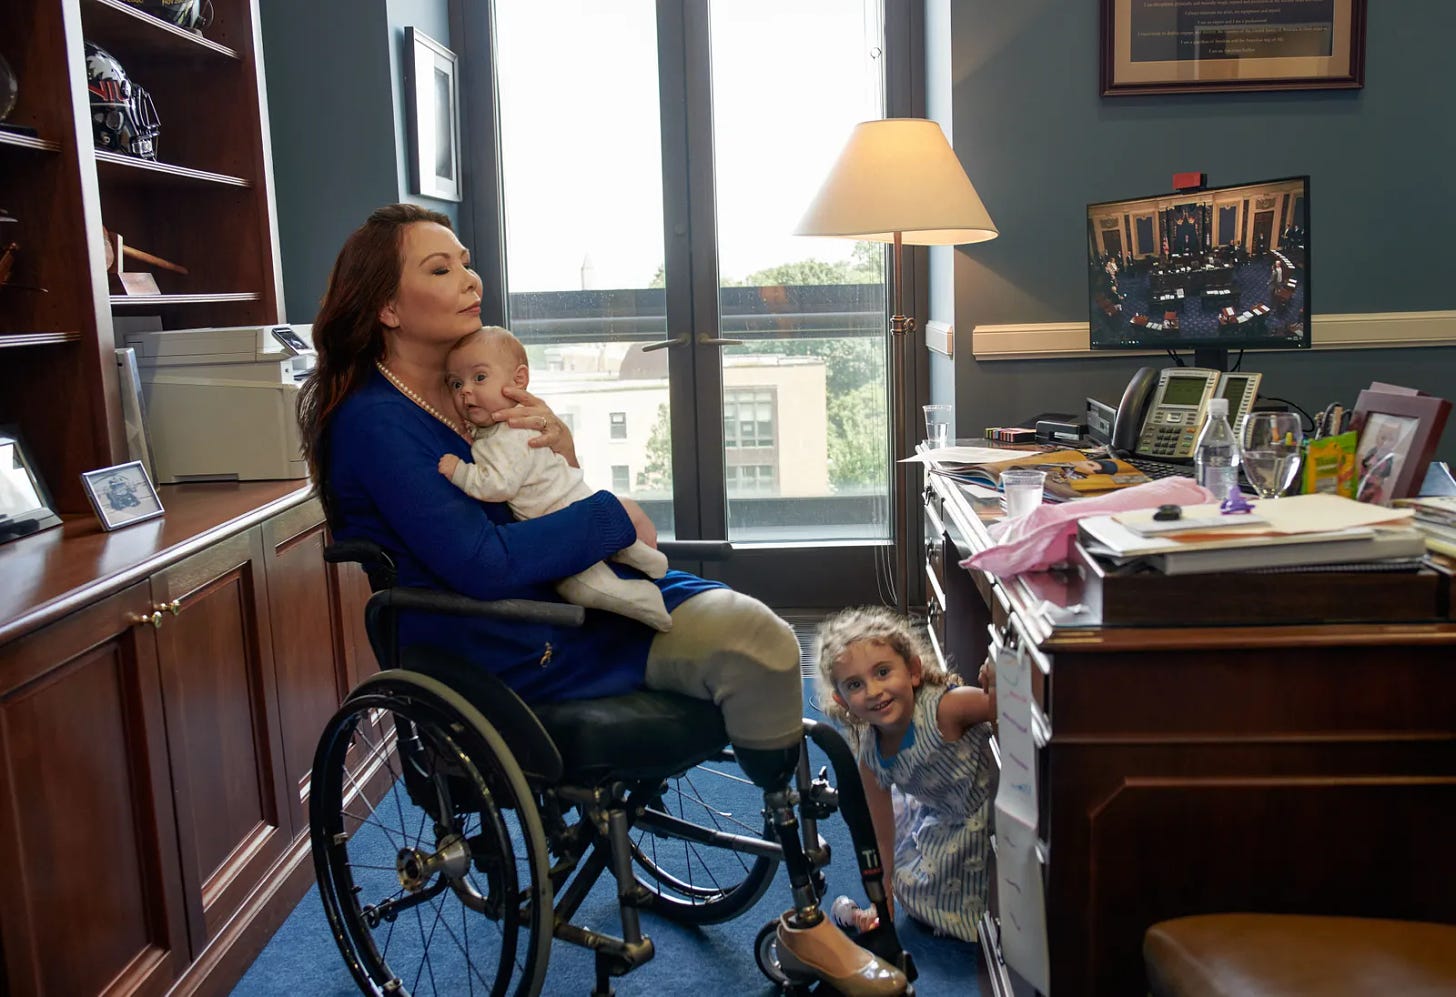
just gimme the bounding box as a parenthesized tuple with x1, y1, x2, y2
(1350, 389, 1452, 504)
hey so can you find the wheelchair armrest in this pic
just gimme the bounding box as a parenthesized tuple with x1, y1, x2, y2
(324, 539, 397, 590)
(658, 540, 733, 561)
(372, 587, 586, 627)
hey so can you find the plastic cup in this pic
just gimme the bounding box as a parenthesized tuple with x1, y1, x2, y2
(923, 404, 952, 450)
(1000, 469, 1046, 519)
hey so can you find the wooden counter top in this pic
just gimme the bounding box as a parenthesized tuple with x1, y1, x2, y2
(0, 480, 314, 645)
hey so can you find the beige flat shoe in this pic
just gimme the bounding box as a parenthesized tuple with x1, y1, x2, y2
(775, 910, 907, 996)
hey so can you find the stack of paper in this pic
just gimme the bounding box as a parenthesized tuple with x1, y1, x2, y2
(1395, 495, 1456, 558)
(1079, 493, 1426, 575)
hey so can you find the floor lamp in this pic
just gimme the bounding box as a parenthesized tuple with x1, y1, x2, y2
(795, 118, 998, 613)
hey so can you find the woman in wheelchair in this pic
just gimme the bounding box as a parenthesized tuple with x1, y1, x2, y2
(297, 203, 909, 996)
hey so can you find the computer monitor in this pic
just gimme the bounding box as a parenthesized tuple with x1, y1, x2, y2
(1087, 175, 1310, 371)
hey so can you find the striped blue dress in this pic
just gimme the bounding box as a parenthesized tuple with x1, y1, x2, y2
(856, 685, 996, 943)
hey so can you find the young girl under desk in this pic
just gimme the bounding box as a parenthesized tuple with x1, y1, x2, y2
(815, 606, 997, 943)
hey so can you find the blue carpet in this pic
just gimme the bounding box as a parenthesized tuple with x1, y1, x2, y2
(232, 680, 980, 996)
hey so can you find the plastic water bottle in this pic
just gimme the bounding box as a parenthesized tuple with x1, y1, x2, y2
(1194, 397, 1242, 501)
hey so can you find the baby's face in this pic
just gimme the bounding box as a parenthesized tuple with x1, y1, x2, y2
(446, 338, 521, 427)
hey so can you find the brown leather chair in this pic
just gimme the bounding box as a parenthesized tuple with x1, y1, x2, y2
(1144, 914, 1456, 996)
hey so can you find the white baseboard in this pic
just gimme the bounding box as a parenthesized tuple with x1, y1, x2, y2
(970, 310, 1456, 360)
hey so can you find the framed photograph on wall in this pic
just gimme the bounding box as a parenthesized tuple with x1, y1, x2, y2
(1349, 389, 1452, 505)
(81, 460, 165, 531)
(405, 27, 463, 202)
(0, 426, 62, 545)
(1101, 0, 1367, 96)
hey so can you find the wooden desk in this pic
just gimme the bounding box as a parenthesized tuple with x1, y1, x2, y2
(922, 469, 1456, 997)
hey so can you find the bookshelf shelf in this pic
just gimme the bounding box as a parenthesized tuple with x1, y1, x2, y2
(0, 332, 82, 348)
(95, 151, 251, 188)
(0, 130, 60, 153)
(81, 0, 241, 61)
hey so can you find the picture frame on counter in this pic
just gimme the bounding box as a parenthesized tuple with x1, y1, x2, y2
(81, 459, 165, 531)
(0, 425, 63, 545)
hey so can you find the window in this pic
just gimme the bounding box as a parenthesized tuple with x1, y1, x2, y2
(610, 412, 627, 440)
(726, 464, 776, 494)
(611, 465, 631, 492)
(723, 389, 775, 449)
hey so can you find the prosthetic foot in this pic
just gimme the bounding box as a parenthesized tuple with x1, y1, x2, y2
(775, 911, 907, 996)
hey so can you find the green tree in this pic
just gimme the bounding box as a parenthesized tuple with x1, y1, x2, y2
(646, 242, 882, 289)
(636, 402, 673, 493)
(643, 247, 890, 494)
(827, 380, 887, 489)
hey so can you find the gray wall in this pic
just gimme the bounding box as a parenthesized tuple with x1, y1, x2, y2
(260, 0, 456, 324)
(938, 0, 1456, 461)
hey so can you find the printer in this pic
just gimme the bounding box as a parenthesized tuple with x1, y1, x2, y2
(123, 325, 315, 483)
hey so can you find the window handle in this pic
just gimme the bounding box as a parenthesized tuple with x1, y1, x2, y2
(641, 334, 689, 353)
(696, 333, 744, 348)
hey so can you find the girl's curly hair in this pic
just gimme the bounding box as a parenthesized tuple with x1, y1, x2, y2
(813, 606, 960, 740)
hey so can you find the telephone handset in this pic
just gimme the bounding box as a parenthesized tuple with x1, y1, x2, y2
(1111, 366, 1262, 460)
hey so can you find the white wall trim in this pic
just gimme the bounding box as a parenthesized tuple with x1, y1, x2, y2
(970, 311, 1456, 361)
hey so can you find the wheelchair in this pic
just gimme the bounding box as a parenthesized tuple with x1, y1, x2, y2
(310, 540, 918, 997)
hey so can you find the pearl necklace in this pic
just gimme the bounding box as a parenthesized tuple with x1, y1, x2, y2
(375, 361, 470, 439)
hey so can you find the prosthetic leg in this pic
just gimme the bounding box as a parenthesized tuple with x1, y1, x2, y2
(737, 744, 908, 997)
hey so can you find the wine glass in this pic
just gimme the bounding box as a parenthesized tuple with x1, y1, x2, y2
(1242, 412, 1303, 498)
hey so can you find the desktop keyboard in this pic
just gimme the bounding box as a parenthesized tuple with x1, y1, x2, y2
(1126, 456, 1195, 480)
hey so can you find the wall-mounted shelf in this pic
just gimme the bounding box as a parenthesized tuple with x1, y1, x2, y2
(95, 151, 251, 188)
(81, 0, 241, 61)
(0, 332, 83, 348)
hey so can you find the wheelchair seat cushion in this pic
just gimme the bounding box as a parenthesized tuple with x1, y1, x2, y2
(534, 692, 729, 783)
(397, 646, 729, 784)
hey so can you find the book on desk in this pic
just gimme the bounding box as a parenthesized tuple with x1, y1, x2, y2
(1077, 492, 1426, 575)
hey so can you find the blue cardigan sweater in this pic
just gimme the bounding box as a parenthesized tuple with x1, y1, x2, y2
(327, 370, 722, 703)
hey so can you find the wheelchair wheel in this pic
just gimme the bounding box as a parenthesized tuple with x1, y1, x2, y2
(311, 673, 553, 997)
(628, 756, 779, 925)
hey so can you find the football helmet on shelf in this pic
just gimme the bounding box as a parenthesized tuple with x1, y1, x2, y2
(85, 43, 160, 161)
(119, 0, 213, 32)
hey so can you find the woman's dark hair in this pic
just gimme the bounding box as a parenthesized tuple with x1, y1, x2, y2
(297, 203, 452, 517)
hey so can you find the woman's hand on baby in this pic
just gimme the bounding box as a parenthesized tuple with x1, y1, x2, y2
(492, 385, 579, 467)
(618, 496, 659, 549)
(438, 454, 461, 479)
(978, 657, 997, 714)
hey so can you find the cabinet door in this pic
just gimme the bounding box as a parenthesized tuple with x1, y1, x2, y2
(0, 583, 188, 996)
(260, 500, 349, 834)
(150, 528, 291, 953)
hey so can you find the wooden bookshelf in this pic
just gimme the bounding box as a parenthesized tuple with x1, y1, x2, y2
(0, 0, 281, 514)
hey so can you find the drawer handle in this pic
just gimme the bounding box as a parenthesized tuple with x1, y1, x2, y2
(131, 611, 164, 629)
(160, 599, 182, 616)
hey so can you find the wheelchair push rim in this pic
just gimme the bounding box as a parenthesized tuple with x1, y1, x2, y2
(310, 679, 553, 997)
(628, 757, 780, 926)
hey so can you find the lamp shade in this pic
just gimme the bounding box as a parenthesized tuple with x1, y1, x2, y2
(795, 118, 998, 246)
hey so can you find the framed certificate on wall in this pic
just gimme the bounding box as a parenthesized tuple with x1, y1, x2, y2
(1101, 0, 1367, 96)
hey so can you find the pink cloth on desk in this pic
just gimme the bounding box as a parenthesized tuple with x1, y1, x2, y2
(962, 478, 1216, 577)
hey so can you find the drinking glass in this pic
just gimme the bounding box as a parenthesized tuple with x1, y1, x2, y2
(1242, 412, 1303, 498)
(923, 404, 952, 450)
(1000, 468, 1047, 519)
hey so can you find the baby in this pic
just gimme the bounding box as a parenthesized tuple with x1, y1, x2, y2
(437, 326, 672, 631)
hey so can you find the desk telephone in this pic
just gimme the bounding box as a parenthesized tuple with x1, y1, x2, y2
(1112, 366, 1261, 460)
